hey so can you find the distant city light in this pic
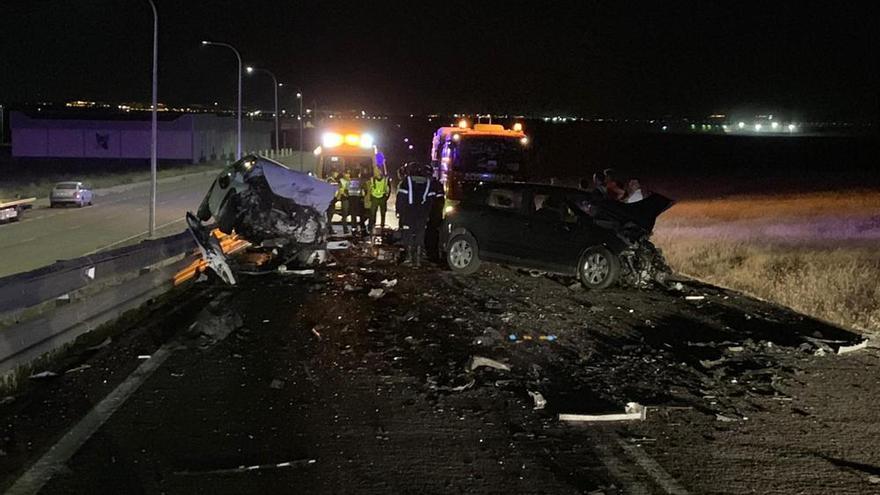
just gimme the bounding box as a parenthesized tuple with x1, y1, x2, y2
(771, 122, 780, 130)
(754, 124, 762, 131)
(788, 124, 797, 131)
(738, 122, 746, 129)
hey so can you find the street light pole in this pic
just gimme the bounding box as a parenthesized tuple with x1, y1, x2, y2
(245, 66, 280, 152)
(297, 90, 303, 171)
(201, 40, 242, 159)
(148, 0, 158, 237)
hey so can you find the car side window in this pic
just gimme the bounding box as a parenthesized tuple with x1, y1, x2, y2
(486, 188, 521, 211)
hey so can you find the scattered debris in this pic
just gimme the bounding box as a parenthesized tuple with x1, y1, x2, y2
(715, 413, 740, 422)
(380, 278, 398, 288)
(277, 266, 315, 276)
(838, 339, 869, 355)
(65, 364, 92, 374)
(0, 396, 15, 405)
(529, 391, 547, 410)
(29, 371, 59, 379)
(86, 337, 111, 351)
(343, 284, 360, 292)
(559, 404, 647, 422)
(685, 295, 706, 301)
(450, 378, 476, 392)
(726, 346, 745, 353)
(311, 327, 323, 341)
(269, 379, 284, 390)
(368, 288, 386, 299)
(137, 355, 151, 360)
(327, 241, 351, 250)
(869, 475, 880, 484)
(467, 356, 511, 372)
(173, 458, 316, 476)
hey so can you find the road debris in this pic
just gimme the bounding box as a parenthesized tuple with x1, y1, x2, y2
(65, 364, 92, 374)
(685, 295, 706, 301)
(467, 356, 511, 372)
(559, 403, 647, 423)
(277, 266, 315, 276)
(450, 378, 476, 392)
(137, 355, 151, 360)
(173, 458, 316, 476)
(269, 379, 284, 390)
(368, 288, 386, 299)
(311, 327, 323, 341)
(838, 339, 869, 355)
(29, 371, 58, 379)
(380, 278, 398, 288)
(529, 391, 547, 410)
(86, 337, 111, 351)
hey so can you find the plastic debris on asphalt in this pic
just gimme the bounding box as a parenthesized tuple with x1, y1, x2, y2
(368, 288, 386, 299)
(29, 371, 59, 379)
(467, 356, 511, 372)
(529, 391, 547, 410)
(269, 379, 284, 390)
(380, 279, 398, 288)
(685, 295, 706, 301)
(838, 339, 869, 355)
(559, 402, 647, 422)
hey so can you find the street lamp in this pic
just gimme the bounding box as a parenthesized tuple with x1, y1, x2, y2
(148, 0, 158, 237)
(296, 91, 303, 171)
(245, 66, 280, 152)
(201, 40, 242, 159)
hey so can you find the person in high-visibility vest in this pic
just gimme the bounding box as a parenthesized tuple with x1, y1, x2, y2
(367, 168, 390, 233)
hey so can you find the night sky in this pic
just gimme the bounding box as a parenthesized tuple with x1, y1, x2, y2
(1, 1, 877, 120)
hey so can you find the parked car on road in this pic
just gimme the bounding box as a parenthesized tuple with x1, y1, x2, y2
(440, 182, 673, 289)
(50, 182, 93, 208)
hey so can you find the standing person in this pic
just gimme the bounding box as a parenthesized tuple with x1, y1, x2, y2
(326, 170, 341, 227)
(424, 172, 445, 261)
(603, 168, 626, 201)
(367, 167, 390, 233)
(338, 170, 351, 236)
(347, 169, 366, 236)
(396, 162, 435, 267)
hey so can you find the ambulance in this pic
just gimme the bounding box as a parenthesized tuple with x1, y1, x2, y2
(313, 125, 384, 179)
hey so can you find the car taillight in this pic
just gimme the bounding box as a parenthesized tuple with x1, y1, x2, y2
(74, 192, 80, 199)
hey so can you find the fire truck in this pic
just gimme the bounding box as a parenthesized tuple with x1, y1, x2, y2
(313, 125, 384, 179)
(430, 120, 530, 202)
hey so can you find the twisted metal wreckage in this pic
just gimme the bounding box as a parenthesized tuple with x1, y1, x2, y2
(187, 155, 338, 284)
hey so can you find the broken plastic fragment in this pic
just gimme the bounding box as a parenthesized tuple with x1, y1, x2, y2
(529, 391, 547, 410)
(838, 339, 869, 355)
(368, 288, 385, 299)
(685, 295, 705, 301)
(380, 279, 398, 288)
(467, 356, 511, 372)
(29, 371, 58, 379)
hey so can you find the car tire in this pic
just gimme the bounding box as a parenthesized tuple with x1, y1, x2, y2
(50, 202, 56, 208)
(446, 232, 481, 275)
(578, 246, 620, 290)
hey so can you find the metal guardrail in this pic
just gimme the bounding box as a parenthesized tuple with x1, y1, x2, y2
(0, 229, 248, 377)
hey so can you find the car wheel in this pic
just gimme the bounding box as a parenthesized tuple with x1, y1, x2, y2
(446, 232, 481, 275)
(578, 246, 620, 290)
(50, 202, 56, 208)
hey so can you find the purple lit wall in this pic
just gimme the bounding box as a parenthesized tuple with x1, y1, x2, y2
(10, 112, 271, 163)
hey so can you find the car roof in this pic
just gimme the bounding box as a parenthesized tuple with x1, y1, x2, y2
(55, 181, 81, 186)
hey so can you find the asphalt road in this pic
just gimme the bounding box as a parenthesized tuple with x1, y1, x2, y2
(0, 172, 218, 278)
(0, 251, 871, 494)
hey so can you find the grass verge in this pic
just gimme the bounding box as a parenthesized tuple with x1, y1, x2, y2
(654, 190, 880, 335)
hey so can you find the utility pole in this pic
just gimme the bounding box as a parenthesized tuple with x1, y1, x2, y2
(148, 0, 158, 237)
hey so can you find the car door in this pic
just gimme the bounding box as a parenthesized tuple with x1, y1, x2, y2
(476, 187, 529, 262)
(520, 190, 585, 274)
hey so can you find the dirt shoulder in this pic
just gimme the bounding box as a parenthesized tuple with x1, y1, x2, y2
(0, 249, 875, 494)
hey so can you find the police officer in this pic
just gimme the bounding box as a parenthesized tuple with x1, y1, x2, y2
(396, 162, 436, 267)
(424, 172, 445, 261)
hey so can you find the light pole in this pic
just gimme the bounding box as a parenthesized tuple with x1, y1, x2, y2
(201, 40, 242, 159)
(296, 90, 303, 171)
(147, 0, 158, 237)
(245, 66, 281, 152)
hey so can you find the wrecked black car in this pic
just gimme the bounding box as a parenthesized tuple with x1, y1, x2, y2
(440, 182, 674, 289)
(189, 155, 337, 283)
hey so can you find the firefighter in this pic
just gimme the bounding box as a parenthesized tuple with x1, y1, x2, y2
(366, 167, 391, 233)
(396, 162, 436, 267)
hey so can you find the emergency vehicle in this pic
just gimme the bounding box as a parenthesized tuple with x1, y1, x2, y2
(313, 125, 384, 179)
(430, 120, 529, 202)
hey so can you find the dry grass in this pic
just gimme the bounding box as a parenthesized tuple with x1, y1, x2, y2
(654, 191, 880, 335)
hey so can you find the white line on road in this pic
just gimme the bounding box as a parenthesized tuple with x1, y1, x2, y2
(83, 217, 186, 256)
(6, 346, 175, 495)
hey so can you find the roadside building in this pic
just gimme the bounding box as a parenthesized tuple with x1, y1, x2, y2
(10, 111, 271, 164)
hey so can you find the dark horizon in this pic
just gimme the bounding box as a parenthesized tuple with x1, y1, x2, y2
(1, 1, 877, 122)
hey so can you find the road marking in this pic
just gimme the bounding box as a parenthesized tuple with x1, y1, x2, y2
(7, 345, 175, 495)
(83, 217, 186, 255)
(616, 437, 690, 494)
